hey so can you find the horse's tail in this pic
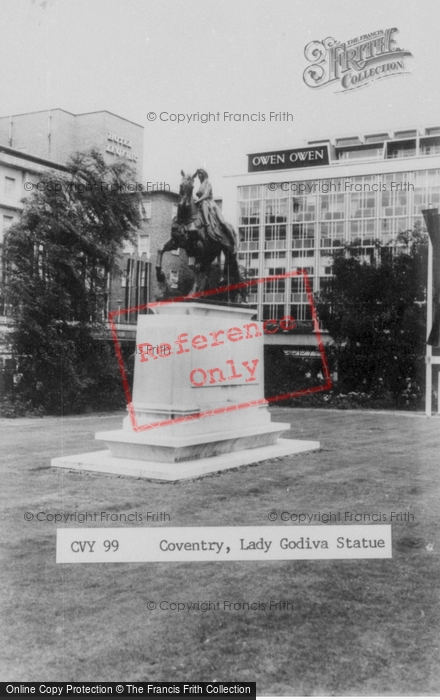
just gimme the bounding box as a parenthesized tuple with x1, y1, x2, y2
(223, 249, 246, 301)
(226, 252, 241, 282)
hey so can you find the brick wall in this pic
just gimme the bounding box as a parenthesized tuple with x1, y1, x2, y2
(0, 110, 76, 164)
(141, 190, 189, 301)
(0, 109, 143, 174)
(107, 190, 188, 321)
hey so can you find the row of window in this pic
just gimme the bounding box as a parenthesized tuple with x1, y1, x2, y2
(239, 169, 440, 203)
(261, 304, 313, 323)
(1, 176, 164, 224)
(238, 216, 419, 251)
(239, 190, 440, 226)
(113, 259, 150, 324)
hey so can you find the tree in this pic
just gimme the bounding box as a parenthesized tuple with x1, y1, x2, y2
(316, 228, 428, 405)
(4, 149, 142, 414)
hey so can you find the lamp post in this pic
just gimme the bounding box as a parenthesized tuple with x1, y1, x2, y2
(422, 207, 440, 416)
(116, 298, 122, 325)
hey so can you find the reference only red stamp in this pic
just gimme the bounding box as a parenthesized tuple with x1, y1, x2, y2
(108, 271, 331, 432)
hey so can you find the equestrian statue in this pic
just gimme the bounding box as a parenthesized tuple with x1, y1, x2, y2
(156, 169, 245, 302)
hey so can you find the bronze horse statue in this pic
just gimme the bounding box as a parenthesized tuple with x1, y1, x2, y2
(156, 170, 244, 301)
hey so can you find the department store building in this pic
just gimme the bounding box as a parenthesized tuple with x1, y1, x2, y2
(222, 126, 440, 347)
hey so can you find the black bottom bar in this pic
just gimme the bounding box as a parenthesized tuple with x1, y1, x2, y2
(0, 682, 256, 699)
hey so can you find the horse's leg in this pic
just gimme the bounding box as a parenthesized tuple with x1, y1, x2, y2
(190, 262, 202, 294)
(156, 236, 179, 282)
(191, 251, 209, 294)
(194, 256, 212, 293)
(200, 250, 222, 293)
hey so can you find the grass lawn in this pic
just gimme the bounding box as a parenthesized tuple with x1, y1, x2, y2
(1, 407, 439, 694)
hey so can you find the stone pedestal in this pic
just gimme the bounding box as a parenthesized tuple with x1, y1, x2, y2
(52, 302, 320, 480)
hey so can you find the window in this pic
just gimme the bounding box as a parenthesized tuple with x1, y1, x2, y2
(238, 185, 261, 200)
(141, 201, 152, 219)
(138, 235, 150, 256)
(420, 138, 440, 156)
(348, 177, 377, 218)
(386, 140, 416, 159)
(238, 252, 259, 278)
(264, 252, 286, 267)
(349, 219, 377, 243)
(289, 303, 312, 322)
(239, 226, 259, 250)
(292, 195, 316, 222)
(265, 198, 287, 223)
(292, 223, 315, 249)
(123, 240, 135, 254)
(379, 173, 410, 235)
(238, 252, 259, 301)
(413, 169, 440, 214)
(379, 217, 409, 239)
(291, 269, 313, 303)
(338, 147, 383, 161)
(320, 221, 345, 247)
(1, 216, 13, 246)
(263, 262, 285, 303)
(239, 200, 260, 225)
(263, 303, 284, 321)
(121, 259, 150, 323)
(320, 193, 345, 220)
(292, 250, 314, 263)
(4, 177, 15, 197)
(264, 224, 287, 250)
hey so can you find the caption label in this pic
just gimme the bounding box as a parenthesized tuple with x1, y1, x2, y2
(56, 525, 392, 563)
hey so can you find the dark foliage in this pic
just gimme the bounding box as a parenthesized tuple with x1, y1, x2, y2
(3, 149, 141, 414)
(316, 229, 428, 406)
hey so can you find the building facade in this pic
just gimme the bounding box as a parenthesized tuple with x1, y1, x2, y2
(0, 109, 182, 358)
(0, 109, 144, 173)
(222, 126, 440, 347)
(111, 189, 184, 344)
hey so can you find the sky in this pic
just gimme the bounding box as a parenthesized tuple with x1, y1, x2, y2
(1, 0, 439, 195)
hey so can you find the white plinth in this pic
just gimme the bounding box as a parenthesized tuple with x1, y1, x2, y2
(51, 439, 320, 481)
(95, 421, 289, 462)
(52, 302, 320, 481)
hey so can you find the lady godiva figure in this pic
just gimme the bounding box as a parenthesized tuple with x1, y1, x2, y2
(193, 168, 238, 253)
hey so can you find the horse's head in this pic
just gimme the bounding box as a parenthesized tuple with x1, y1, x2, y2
(175, 170, 196, 224)
(179, 170, 195, 205)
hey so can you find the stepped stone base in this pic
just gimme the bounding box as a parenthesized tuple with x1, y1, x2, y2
(95, 421, 289, 463)
(51, 302, 321, 481)
(51, 438, 320, 482)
